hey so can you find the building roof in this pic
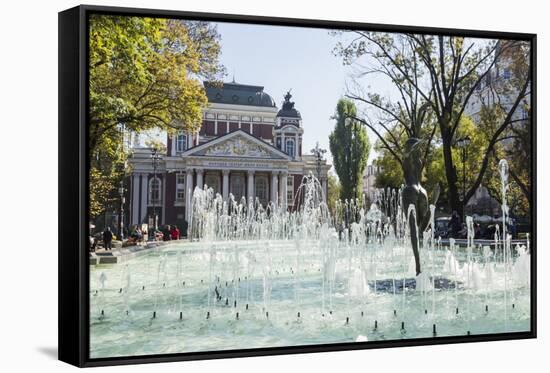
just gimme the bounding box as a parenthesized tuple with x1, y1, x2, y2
(204, 81, 276, 108)
(276, 91, 302, 119)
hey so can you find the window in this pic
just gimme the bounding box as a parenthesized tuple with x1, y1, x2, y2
(287, 176, 294, 206)
(502, 69, 511, 80)
(255, 176, 268, 206)
(149, 177, 162, 204)
(205, 174, 220, 195)
(176, 131, 187, 153)
(230, 174, 245, 201)
(175, 174, 185, 203)
(285, 138, 295, 158)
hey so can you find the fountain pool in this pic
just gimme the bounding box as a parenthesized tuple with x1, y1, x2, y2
(89, 166, 530, 358)
(90, 237, 530, 358)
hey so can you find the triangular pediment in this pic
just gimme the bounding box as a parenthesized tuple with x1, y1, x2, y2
(181, 130, 291, 160)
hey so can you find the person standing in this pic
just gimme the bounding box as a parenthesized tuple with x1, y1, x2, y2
(103, 227, 113, 251)
(448, 210, 461, 238)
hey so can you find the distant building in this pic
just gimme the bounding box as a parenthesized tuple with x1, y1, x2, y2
(126, 82, 330, 230)
(362, 163, 380, 203)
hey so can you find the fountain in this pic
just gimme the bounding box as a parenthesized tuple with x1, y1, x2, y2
(89, 170, 531, 358)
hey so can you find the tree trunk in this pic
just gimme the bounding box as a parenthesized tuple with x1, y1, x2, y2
(441, 130, 462, 217)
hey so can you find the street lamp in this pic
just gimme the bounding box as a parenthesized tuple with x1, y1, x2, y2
(117, 123, 127, 241)
(118, 182, 125, 240)
(151, 148, 163, 235)
(310, 141, 327, 181)
(455, 136, 471, 220)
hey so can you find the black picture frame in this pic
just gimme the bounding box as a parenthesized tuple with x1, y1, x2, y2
(58, 4, 537, 367)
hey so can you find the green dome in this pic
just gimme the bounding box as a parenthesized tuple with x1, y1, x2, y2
(204, 81, 276, 108)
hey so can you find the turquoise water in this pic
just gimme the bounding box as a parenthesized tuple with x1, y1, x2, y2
(89, 240, 531, 358)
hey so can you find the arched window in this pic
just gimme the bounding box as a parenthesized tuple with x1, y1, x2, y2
(285, 138, 295, 158)
(149, 177, 162, 205)
(255, 176, 268, 206)
(230, 174, 245, 201)
(176, 131, 187, 153)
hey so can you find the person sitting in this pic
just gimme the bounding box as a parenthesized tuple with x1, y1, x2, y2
(154, 229, 164, 241)
(170, 225, 180, 240)
(162, 225, 171, 241)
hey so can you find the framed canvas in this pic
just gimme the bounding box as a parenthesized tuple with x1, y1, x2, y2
(58, 4, 537, 367)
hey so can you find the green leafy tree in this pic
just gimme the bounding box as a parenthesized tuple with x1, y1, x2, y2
(88, 15, 225, 220)
(329, 99, 370, 201)
(333, 33, 531, 214)
(375, 115, 499, 213)
(479, 105, 531, 219)
(326, 172, 341, 216)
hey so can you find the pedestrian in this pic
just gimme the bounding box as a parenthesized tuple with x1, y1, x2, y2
(103, 227, 113, 251)
(474, 223, 481, 239)
(448, 210, 461, 238)
(182, 220, 188, 238)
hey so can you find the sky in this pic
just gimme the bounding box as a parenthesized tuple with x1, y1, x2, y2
(140, 23, 500, 175)
(141, 20, 404, 169)
(213, 21, 372, 170)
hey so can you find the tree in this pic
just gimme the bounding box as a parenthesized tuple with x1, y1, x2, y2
(329, 99, 370, 202)
(375, 115, 497, 213)
(88, 15, 225, 220)
(90, 15, 225, 154)
(333, 33, 531, 215)
(326, 172, 341, 216)
(478, 105, 531, 219)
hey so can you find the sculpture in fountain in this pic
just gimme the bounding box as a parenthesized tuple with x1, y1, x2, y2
(402, 137, 430, 276)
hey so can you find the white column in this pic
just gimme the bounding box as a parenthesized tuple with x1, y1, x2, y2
(186, 168, 194, 222)
(170, 134, 176, 156)
(322, 178, 328, 202)
(280, 172, 288, 210)
(271, 172, 279, 205)
(222, 170, 230, 200)
(140, 174, 148, 223)
(282, 133, 286, 153)
(196, 168, 204, 190)
(131, 174, 140, 225)
(247, 170, 255, 204)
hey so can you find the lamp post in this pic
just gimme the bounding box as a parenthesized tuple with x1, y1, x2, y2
(150, 148, 163, 235)
(118, 181, 125, 240)
(117, 122, 127, 241)
(455, 136, 471, 220)
(310, 141, 327, 181)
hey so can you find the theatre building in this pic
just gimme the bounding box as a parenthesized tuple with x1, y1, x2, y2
(127, 81, 330, 230)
